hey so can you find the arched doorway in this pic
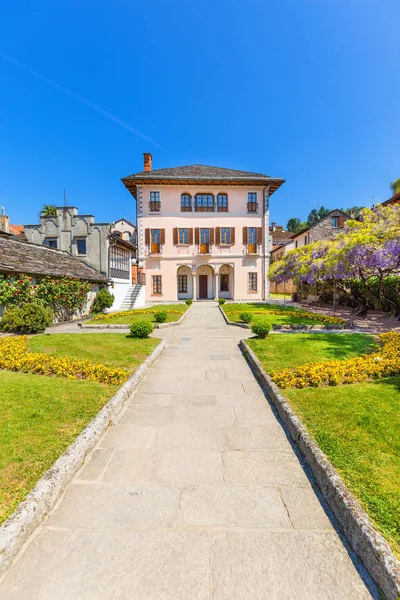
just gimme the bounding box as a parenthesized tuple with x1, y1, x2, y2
(177, 265, 192, 300)
(196, 264, 214, 300)
(219, 264, 234, 299)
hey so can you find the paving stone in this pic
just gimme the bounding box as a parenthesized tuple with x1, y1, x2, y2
(280, 485, 334, 530)
(39, 531, 210, 600)
(234, 405, 278, 425)
(224, 450, 309, 486)
(181, 485, 291, 528)
(159, 449, 225, 485)
(175, 405, 236, 426)
(211, 531, 374, 599)
(118, 404, 177, 426)
(155, 424, 223, 450)
(100, 424, 157, 449)
(223, 425, 292, 450)
(46, 483, 179, 529)
(77, 447, 114, 481)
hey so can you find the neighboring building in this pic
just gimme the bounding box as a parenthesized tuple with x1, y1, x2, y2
(381, 192, 400, 207)
(269, 223, 292, 245)
(0, 236, 108, 318)
(0, 207, 24, 238)
(24, 206, 136, 310)
(269, 209, 350, 294)
(121, 154, 284, 302)
(111, 218, 137, 245)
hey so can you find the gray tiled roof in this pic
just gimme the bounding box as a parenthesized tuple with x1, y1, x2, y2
(123, 164, 277, 181)
(0, 236, 108, 282)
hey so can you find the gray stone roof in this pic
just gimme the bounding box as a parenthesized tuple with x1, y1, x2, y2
(123, 164, 281, 183)
(0, 236, 108, 283)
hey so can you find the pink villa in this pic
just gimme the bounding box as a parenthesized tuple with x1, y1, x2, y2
(122, 154, 284, 303)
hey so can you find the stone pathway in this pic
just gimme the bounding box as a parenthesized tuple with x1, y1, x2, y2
(0, 302, 378, 599)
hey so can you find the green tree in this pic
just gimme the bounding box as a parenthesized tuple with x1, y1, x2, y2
(390, 178, 400, 195)
(341, 206, 363, 218)
(40, 204, 57, 217)
(286, 217, 306, 233)
(307, 206, 331, 226)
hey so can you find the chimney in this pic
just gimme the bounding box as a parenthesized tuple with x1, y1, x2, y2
(349, 209, 355, 218)
(143, 153, 152, 172)
(0, 206, 9, 233)
(271, 222, 276, 232)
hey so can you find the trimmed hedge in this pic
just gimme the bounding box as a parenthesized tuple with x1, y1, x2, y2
(130, 320, 154, 338)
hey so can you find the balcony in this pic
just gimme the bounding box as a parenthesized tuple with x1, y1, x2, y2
(247, 202, 258, 213)
(149, 201, 160, 212)
(198, 243, 212, 255)
(148, 243, 163, 256)
(246, 244, 260, 255)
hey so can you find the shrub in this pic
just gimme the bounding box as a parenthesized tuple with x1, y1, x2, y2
(218, 298, 226, 305)
(130, 320, 154, 338)
(154, 310, 167, 323)
(0, 303, 54, 334)
(251, 319, 272, 339)
(90, 288, 114, 314)
(239, 312, 253, 324)
(185, 299, 193, 305)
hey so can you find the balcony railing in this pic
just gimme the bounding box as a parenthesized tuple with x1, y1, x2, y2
(149, 243, 162, 255)
(198, 243, 211, 254)
(247, 202, 258, 213)
(246, 243, 259, 255)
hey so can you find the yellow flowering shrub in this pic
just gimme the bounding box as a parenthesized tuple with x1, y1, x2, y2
(0, 336, 128, 385)
(228, 309, 346, 325)
(91, 309, 182, 322)
(269, 332, 400, 388)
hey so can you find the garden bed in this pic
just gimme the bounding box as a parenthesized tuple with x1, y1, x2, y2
(245, 333, 400, 561)
(0, 334, 159, 525)
(221, 302, 348, 328)
(86, 303, 189, 325)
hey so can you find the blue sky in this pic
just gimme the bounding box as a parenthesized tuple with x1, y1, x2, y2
(1, 0, 399, 227)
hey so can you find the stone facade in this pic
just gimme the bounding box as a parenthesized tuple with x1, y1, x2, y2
(308, 210, 349, 244)
(24, 207, 110, 275)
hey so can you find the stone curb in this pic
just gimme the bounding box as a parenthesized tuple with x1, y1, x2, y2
(80, 305, 192, 330)
(0, 338, 167, 577)
(219, 306, 353, 332)
(240, 339, 400, 600)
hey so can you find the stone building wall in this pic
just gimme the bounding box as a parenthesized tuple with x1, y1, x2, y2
(308, 210, 349, 243)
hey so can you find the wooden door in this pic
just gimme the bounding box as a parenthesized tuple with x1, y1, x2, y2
(199, 275, 208, 299)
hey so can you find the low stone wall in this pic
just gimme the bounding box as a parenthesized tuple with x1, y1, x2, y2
(270, 280, 296, 294)
(240, 340, 400, 600)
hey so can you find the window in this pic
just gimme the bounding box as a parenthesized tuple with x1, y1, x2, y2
(248, 227, 257, 245)
(304, 235, 308, 245)
(195, 193, 214, 211)
(46, 238, 57, 249)
(247, 192, 258, 213)
(220, 227, 231, 244)
(217, 193, 228, 212)
(152, 275, 162, 294)
(179, 228, 189, 244)
(295, 240, 298, 248)
(178, 275, 188, 293)
(332, 216, 339, 228)
(151, 229, 161, 243)
(181, 193, 192, 212)
(149, 191, 160, 212)
(220, 274, 229, 292)
(109, 244, 130, 279)
(248, 273, 258, 292)
(76, 238, 87, 255)
(200, 228, 210, 244)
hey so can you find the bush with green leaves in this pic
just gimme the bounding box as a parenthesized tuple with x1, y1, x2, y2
(218, 298, 226, 305)
(251, 319, 272, 338)
(154, 310, 167, 323)
(239, 312, 253, 324)
(0, 303, 54, 334)
(90, 288, 115, 314)
(185, 299, 193, 305)
(130, 320, 154, 338)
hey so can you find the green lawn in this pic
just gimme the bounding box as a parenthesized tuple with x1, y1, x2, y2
(28, 334, 159, 371)
(88, 304, 188, 325)
(222, 303, 336, 327)
(270, 292, 291, 299)
(286, 379, 400, 558)
(0, 370, 117, 524)
(248, 333, 377, 372)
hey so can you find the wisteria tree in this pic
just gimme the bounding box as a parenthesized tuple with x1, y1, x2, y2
(269, 204, 400, 315)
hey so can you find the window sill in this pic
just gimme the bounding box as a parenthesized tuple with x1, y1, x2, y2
(151, 293, 163, 296)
